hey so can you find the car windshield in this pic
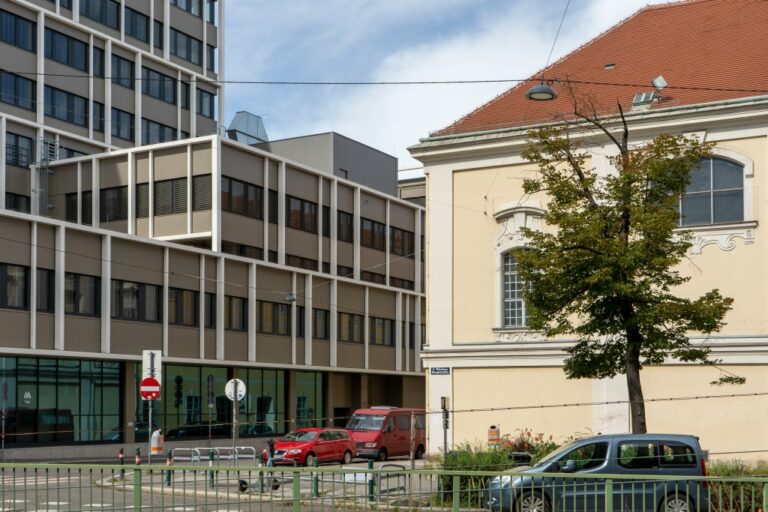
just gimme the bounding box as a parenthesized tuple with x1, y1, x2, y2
(281, 431, 317, 442)
(346, 414, 385, 431)
(535, 442, 578, 466)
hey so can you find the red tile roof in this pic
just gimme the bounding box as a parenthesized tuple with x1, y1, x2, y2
(432, 0, 768, 137)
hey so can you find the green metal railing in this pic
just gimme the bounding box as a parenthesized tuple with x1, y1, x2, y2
(0, 462, 766, 511)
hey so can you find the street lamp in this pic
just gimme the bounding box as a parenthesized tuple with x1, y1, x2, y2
(525, 82, 558, 101)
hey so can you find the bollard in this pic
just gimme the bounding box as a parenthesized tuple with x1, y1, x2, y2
(135, 447, 141, 466)
(259, 461, 265, 493)
(208, 451, 215, 489)
(311, 457, 319, 498)
(165, 450, 173, 487)
(367, 459, 375, 502)
(118, 447, 125, 479)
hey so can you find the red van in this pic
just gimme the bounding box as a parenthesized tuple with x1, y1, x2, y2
(346, 406, 426, 461)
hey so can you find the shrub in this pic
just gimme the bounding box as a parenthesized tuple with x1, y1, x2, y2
(706, 460, 768, 512)
(501, 428, 563, 463)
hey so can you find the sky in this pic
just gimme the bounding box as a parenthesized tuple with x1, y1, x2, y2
(224, 0, 668, 170)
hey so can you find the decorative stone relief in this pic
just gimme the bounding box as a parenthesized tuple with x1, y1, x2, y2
(493, 200, 546, 254)
(688, 225, 755, 255)
(494, 330, 546, 343)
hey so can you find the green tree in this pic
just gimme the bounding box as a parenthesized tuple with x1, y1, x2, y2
(516, 112, 735, 433)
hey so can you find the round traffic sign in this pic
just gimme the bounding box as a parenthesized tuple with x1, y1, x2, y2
(140, 377, 161, 401)
(225, 378, 246, 401)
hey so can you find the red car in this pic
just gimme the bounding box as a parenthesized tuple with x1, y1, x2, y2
(263, 428, 357, 466)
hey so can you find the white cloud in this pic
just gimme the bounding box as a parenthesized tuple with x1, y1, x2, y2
(226, 0, 668, 169)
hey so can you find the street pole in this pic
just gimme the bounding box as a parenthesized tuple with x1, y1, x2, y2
(148, 352, 155, 466)
(232, 379, 238, 456)
(441, 396, 450, 462)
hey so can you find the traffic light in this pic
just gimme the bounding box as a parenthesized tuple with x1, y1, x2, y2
(174, 375, 184, 407)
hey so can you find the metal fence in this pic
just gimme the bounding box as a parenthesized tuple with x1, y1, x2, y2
(0, 462, 767, 511)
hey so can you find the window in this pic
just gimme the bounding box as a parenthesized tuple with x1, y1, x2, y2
(204, 292, 215, 328)
(142, 67, 176, 105)
(337, 265, 353, 278)
(221, 242, 263, 259)
(6, 133, 34, 168)
(112, 280, 160, 322)
(180, 82, 190, 110)
(61, 147, 86, 159)
(618, 442, 659, 470)
(390, 277, 414, 290)
(268, 190, 278, 224)
(111, 55, 134, 89)
(361, 271, 385, 285)
(370, 317, 395, 346)
(170, 29, 202, 65)
(680, 157, 744, 226)
(502, 252, 526, 328)
(44, 29, 88, 72)
(338, 312, 363, 343)
(193, 175, 212, 211)
(257, 301, 291, 336)
(168, 288, 197, 326)
(93, 102, 105, 132)
(286, 196, 317, 233)
(153, 20, 164, 49)
(205, 0, 216, 24)
(125, 8, 149, 43)
(80, 0, 120, 30)
(99, 186, 127, 222)
(5, 192, 30, 213)
(0, 9, 36, 52)
(81, 191, 92, 224)
(171, 0, 202, 16)
(37, 268, 55, 313)
(0, 264, 28, 309)
(112, 108, 134, 141)
(44, 86, 88, 127)
(391, 227, 415, 258)
(221, 176, 263, 219)
(60, 0, 73, 8)
(286, 254, 317, 271)
(1, 70, 35, 110)
(65, 273, 99, 316)
(91, 47, 105, 78)
(659, 442, 697, 467)
(141, 118, 176, 145)
(154, 178, 187, 215)
(313, 309, 329, 339)
(559, 442, 609, 471)
(361, 218, 385, 250)
(207, 45, 216, 72)
(225, 296, 247, 331)
(196, 88, 215, 118)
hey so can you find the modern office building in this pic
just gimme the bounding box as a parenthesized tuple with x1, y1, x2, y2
(0, 0, 223, 213)
(0, 1, 425, 458)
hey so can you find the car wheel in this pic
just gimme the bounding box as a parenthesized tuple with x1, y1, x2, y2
(516, 490, 549, 512)
(304, 453, 316, 467)
(342, 450, 353, 465)
(377, 448, 388, 462)
(415, 445, 425, 460)
(660, 493, 694, 512)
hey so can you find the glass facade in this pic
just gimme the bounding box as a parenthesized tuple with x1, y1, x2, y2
(238, 368, 287, 437)
(0, 356, 121, 445)
(295, 371, 324, 428)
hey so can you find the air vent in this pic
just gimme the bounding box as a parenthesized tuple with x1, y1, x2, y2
(632, 91, 657, 105)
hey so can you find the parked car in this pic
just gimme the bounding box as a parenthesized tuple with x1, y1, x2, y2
(485, 433, 709, 512)
(346, 406, 426, 461)
(263, 428, 357, 466)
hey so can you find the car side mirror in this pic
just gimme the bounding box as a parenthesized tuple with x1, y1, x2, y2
(562, 460, 577, 473)
(385, 425, 393, 433)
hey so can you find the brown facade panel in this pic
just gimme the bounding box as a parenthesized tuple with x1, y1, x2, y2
(295, 340, 304, 365)
(225, 332, 248, 361)
(100, 157, 130, 189)
(65, 229, 101, 275)
(313, 340, 330, 367)
(112, 239, 164, 284)
(312, 278, 331, 312)
(44, 59, 89, 97)
(192, 144, 213, 174)
(37, 224, 57, 269)
(368, 346, 395, 371)
(361, 193, 386, 223)
(367, 288, 395, 319)
(0, 310, 30, 348)
(168, 249, 201, 290)
(100, 220, 128, 233)
(337, 342, 364, 369)
(389, 257, 415, 282)
(336, 282, 364, 313)
(154, 213, 187, 237)
(257, 266, 292, 304)
(222, 148, 265, 184)
(284, 228, 318, 261)
(192, 211, 212, 233)
(221, 213, 262, 247)
(401, 376, 425, 408)
(110, 321, 162, 355)
(154, 148, 189, 180)
(224, 260, 248, 297)
(360, 247, 386, 278)
(204, 330, 216, 360)
(136, 154, 151, 182)
(36, 314, 55, 350)
(285, 167, 319, 202)
(168, 326, 200, 359)
(257, 336, 292, 364)
(390, 204, 416, 231)
(268, 160, 278, 185)
(337, 241, 353, 269)
(65, 316, 100, 353)
(0, 217, 31, 266)
(5, 166, 30, 196)
(337, 185, 354, 211)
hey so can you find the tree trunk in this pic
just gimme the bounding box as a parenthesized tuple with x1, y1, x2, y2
(625, 346, 647, 433)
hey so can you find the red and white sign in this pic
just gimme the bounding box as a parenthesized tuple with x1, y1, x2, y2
(140, 377, 161, 401)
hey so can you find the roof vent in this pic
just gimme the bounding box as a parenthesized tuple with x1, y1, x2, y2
(603, 63, 615, 70)
(632, 91, 657, 105)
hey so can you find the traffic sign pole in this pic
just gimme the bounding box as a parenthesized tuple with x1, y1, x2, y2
(140, 376, 161, 466)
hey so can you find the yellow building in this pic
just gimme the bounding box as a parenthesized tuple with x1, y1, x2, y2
(409, 0, 768, 460)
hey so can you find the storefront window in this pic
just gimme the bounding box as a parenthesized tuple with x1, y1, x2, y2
(295, 371, 324, 428)
(238, 368, 286, 437)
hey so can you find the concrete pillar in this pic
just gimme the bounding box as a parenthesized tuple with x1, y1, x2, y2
(287, 370, 297, 432)
(359, 374, 369, 408)
(124, 362, 137, 444)
(325, 372, 335, 427)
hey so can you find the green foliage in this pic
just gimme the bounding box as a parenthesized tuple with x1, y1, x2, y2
(516, 124, 737, 431)
(436, 442, 517, 507)
(500, 428, 563, 463)
(706, 460, 768, 512)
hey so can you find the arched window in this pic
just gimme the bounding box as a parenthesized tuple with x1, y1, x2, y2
(502, 252, 526, 328)
(680, 157, 744, 226)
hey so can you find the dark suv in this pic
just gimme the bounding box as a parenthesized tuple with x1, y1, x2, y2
(485, 434, 708, 512)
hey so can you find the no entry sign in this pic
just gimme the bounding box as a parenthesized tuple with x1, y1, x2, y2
(140, 377, 161, 401)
